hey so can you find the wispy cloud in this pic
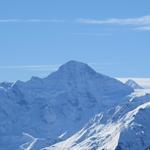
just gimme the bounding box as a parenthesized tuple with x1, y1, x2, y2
(73, 32, 112, 36)
(135, 26, 150, 31)
(1, 16, 150, 27)
(0, 19, 65, 23)
(0, 64, 60, 71)
(77, 15, 150, 32)
(1, 16, 150, 32)
(77, 15, 150, 26)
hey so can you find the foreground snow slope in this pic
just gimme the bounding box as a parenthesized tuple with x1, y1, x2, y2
(43, 92, 150, 150)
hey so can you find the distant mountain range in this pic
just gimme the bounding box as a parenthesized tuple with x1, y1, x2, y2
(0, 60, 150, 150)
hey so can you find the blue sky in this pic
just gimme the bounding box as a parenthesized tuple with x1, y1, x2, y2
(0, 0, 150, 82)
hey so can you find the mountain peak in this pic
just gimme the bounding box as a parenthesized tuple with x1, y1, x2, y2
(125, 79, 143, 89)
(58, 60, 96, 74)
(44, 60, 133, 98)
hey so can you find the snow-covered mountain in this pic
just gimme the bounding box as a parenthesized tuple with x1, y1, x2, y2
(125, 79, 143, 89)
(0, 81, 13, 90)
(1, 60, 150, 150)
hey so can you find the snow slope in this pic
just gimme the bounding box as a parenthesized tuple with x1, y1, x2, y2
(43, 92, 150, 150)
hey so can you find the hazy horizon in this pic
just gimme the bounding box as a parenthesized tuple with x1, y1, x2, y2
(0, 61, 150, 89)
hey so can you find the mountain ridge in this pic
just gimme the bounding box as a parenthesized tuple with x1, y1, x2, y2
(1, 60, 149, 150)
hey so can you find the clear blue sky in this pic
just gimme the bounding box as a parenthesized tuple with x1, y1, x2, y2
(0, 0, 150, 81)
